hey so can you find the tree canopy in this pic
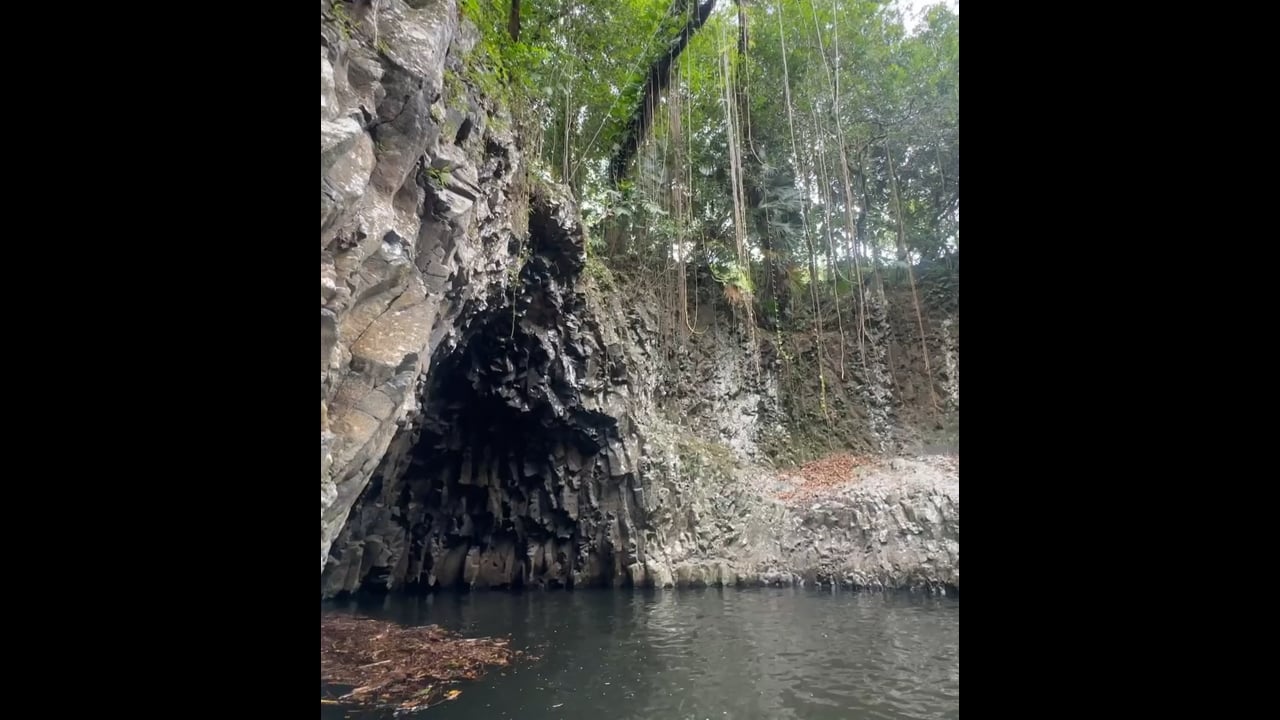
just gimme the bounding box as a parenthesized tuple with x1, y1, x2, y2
(461, 0, 959, 329)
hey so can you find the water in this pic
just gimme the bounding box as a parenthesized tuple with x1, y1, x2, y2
(322, 588, 959, 720)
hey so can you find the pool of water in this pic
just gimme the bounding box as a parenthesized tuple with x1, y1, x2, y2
(322, 588, 959, 719)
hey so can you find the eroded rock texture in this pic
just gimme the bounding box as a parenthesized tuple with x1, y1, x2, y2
(323, 185, 654, 594)
(321, 0, 527, 572)
(764, 458, 959, 590)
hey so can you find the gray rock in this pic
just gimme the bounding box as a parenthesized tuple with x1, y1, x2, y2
(322, 117, 364, 175)
(320, 1, 529, 572)
(321, 53, 339, 121)
(321, 132, 375, 240)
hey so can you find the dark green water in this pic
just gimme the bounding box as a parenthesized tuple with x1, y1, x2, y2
(322, 588, 959, 720)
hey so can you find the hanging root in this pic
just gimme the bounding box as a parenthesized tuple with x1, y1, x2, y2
(610, 0, 719, 186)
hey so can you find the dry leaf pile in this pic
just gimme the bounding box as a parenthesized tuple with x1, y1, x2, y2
(776, 453, 873, 502)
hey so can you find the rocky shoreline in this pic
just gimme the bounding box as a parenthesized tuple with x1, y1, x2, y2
(325, 451, 958, 595)
(636, 454, 959, 592)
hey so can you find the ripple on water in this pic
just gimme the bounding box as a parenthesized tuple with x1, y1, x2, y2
(322, 588, 958, 720)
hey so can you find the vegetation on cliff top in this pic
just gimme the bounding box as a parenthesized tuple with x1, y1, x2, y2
(459, 1, 957, 445)
(459, 0, 958, 280)
(324, 2, 956, 438)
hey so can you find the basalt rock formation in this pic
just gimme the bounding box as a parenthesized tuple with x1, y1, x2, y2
(322, 0, 528, 573)
(320, 0, 959, 597)
(322, 184, 658, 595)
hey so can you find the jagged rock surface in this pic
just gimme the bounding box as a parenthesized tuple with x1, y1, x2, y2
(321, 0, 527, 572)
(756, 457, 958, 590)
(320, 1, 958, 595)
(323, 181, 655, 595)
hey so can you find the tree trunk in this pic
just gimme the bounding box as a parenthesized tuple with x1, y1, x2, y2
(730, 0, 787, 328)
(886, 140, 940, 425)
(610, 0, 718, 185)
(508, 0, 521, 41)
(563, 87, 572, 183)
(855, 146, 873, 269)
(886, 143, 908, 262)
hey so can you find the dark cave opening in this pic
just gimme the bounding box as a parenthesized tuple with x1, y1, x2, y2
(401, 318, 629, 593)
(391, 334, 594, 593)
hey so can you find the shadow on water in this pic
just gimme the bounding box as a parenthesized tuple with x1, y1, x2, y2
(322, 587, 959, 720)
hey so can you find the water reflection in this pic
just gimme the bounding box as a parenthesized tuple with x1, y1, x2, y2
(323, 588, 958, 720)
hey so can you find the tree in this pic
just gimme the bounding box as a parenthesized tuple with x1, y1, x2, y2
(609, 0, 719, 185)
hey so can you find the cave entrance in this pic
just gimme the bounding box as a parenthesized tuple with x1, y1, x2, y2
(323, 197, 641, 597)
(392, 321, 604, 592)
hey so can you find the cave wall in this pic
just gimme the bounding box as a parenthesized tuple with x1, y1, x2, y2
(321, 0, 653, 593)
(322, 184, 655, 595)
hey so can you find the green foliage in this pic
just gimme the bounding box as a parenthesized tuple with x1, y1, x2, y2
(457, 1, 514, 100)
(328, 0, 359, 40)
(709, 261, 754, 296)
(426, 165, 452, 188)
(458, 0, 552, 113)
(580, 185, 626, 231)
(584, 253, 616, 292)
(449, 0, 956, 326)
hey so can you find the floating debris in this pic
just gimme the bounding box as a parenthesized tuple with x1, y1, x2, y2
(321, 615, 532, 712)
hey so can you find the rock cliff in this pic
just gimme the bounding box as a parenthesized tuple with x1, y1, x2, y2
(321, 0, 959, 596)
(322, 0, 529, 573)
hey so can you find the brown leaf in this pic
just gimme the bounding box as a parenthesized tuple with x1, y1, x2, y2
(321, 615, 534, 710)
